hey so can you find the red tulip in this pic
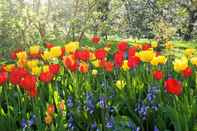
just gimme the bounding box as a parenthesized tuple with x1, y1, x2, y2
(153, 70, 164, 80)
(74, 50, 90, 61)
(63, 56, 78, 72)
(49, 64, 60, 75)
(60, 47, 65, 58)
(91, 35, 100, 44)
(128, 56, 140, 69)
(0, 65, 7, 72)
(102, 61, 113, 72)
(95, 48, 107, 60)
(128, 47, 136, 57)
(117, 41, 128, 51)
(114, 51, 124, 67)
(9, 67, 29, 85)
(142, 43, 151, 50)
(0, 72, 7, 85)
(39, 71, 54, 83)
(182, 67, 192, 78)
(28, 87, 37, 97)
(164, 78, 182, 96)
(20, 74, 36, 91)
(10, 49, 22, 60)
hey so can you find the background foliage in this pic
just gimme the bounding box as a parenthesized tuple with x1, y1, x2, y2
(0, 0, 197, 57)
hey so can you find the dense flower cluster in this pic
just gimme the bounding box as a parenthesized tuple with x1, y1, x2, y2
(0, 36, 196, 131)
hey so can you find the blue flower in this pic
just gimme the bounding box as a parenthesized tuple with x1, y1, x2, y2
(91, 121, 97, 129)
(28, 114, 36, 126)
(98, 96, 106, 109)
(135, 103, 149, 120)
(67, 113, 74, 130)
(106, 117, 114, 129)
(154, 126, 159, 131)
(91, 121, 100, 131)
(146, 86, 159, 102)
(21, 118, 27, 129)
(86, 93, 95, 114)
(136, 127, 140, 131)
(67, 96, 73, 108)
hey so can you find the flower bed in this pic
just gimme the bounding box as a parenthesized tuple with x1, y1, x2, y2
(0, 37, 197, 130)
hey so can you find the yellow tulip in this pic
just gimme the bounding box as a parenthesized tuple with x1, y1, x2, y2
(29, 45, 40, 55)
(79, 62, 89, 73)
(150, 57, 160, 66)
(27, 60, 39, 69)
(91, 60, 100, 68)
(50, 46, 62, 58)
(150, 55, 167, 66)
(116, 80, 126, 90)
(5, 64, 15, 72)
(43, 65, 49, 72)
(31, 66, 41, 75)
(121, 60, 129, 71)
(42, 51, 51, 60)
(184, 48, 195, 57)
(64, 42, 79, 54)
(17, 59, 27, 67)
(151, 41, 158, 48)
(157, 56, 167, 64)
(90, 52, 96, 60)
(136, 50, 155, 62)
(16, 51, 27, 60)
(191, 57, 197, 66)
(173, 57, 188, 72)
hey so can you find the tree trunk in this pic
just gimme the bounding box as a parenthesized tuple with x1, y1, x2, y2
(184, 10, 197, 40)
(123, 0, 133, 37)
